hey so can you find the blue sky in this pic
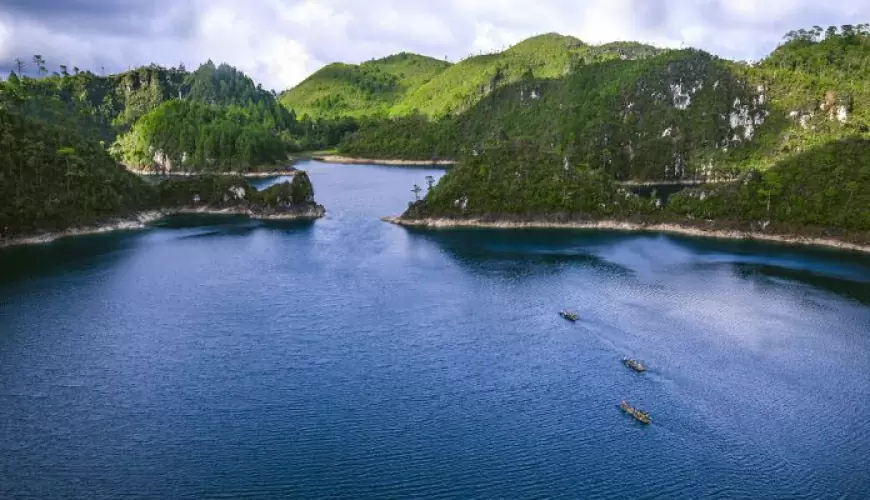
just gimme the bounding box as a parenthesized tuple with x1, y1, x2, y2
(1, 0, 867, 90)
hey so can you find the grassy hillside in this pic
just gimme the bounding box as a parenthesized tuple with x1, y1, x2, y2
(280, 34, 661, 119)
(391, 34, 662, 118)
(278, 53, 450, 118)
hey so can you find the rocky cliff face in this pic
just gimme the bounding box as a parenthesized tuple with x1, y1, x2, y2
(447, 50, 769, 181)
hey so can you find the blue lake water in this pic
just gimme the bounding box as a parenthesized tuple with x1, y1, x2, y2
(2, 161, 869, 498)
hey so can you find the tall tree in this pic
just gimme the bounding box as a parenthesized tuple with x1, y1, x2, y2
(32, 55, 46, 77)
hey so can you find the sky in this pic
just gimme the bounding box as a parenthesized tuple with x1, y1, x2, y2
(0, 0, 867, 91)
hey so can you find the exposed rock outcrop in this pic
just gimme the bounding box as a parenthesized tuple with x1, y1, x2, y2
(157, 172, 326, 221)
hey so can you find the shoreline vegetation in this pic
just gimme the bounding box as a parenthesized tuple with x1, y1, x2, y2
(312, 155, 455, 166)
(380, 217, 870, 254)
(1, 207, 325, 249)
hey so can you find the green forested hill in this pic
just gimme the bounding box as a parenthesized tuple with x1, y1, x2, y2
(666, 137, 870, 237)
(113, 100, 293, 172)
(0, 59, 329, 239)
(0, 59, 325, 172)
(402, 136, 870, 244)
(448, 49, 761, 180)
(343, 26, 870, 180)
(737, 26, 870, 167)
(0, 65, 184, 143)
(0, 106, 156, 238)
(0, 96, 323, 239)
(0, 61, 284, 138)
(109, 62, 301, 172)
(390, 25, 870, 243)
(342, 48, 764, 177)
(280, 34, 661, 119)
(278, 53, 451, 118)
(391, 34, 661, 118)
(183, 61, 274, 106)
(403, 139, 647, 219)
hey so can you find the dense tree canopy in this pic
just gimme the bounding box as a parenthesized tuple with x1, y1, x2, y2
(114, 100, 292, 172)
(0, 60, 329, 239)
(183, 61, 275, 107)
(407, 139, 649, 219)
(0, 106, 155, 238)
(668, 137, 870, 234)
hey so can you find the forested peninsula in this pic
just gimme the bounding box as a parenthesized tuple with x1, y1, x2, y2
(0, 59, 333, 245)
(321, 25, 869, 250)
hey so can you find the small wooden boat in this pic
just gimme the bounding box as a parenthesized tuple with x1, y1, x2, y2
(559, 310, 578, 322)
(622, 358, 646, 373)
(620, 400, 651, 424)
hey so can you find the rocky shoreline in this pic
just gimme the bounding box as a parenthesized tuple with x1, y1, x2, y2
(1, 207, 325, 249)
(381, 216, 870, 254)
(126, 167, 297, 178)
(170, 205, 326, 220)
(1, 211, 165, 248)
(313, 155, 455, 166)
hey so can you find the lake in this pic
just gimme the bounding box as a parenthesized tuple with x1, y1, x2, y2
(1, 161, 869, 498)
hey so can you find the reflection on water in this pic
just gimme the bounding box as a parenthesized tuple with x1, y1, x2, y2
(0, 230, 143, 283)
(407, 227, 870, 306)
(734, 263, 870, 305)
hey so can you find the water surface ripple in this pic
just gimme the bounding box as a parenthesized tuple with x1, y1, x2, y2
(1, 161, 869, 498)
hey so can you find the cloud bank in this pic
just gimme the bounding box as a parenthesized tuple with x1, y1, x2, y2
(0, 0, 867, 90)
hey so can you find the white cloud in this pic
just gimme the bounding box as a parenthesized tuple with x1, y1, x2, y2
(1, 0, 868, 90)
(724, 0, 800, 18)
(0, 15, 11, 58)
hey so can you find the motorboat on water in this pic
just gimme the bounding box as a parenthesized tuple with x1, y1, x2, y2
(559, 310, 578, 322)
(622, 358, 646, 373)
(619, 400, 651, 424)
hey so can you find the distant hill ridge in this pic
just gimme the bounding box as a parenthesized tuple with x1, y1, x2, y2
(278, 53, 452, 118)
(280, 33, 662, 119)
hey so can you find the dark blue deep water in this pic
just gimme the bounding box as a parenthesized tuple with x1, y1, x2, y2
(2, 161, 870, 499)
